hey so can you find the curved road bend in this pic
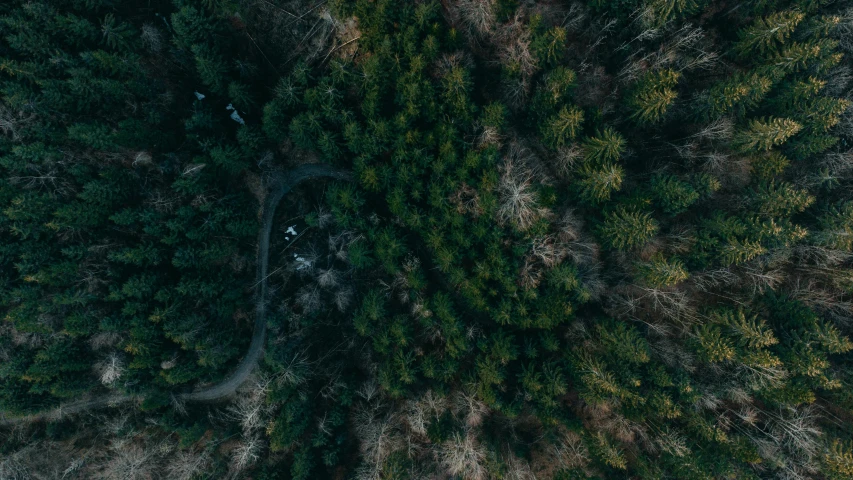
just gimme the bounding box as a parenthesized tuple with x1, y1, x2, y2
(0, 164, 352, 426)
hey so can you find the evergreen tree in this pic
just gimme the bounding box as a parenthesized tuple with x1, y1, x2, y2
(735, 10, 804, 56)
(732, 117, 802, 151)
(598, 207, 659, 250)
(627, 69, 680, 124)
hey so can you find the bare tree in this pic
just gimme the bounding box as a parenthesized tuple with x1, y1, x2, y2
(497, 144, 549, 231)
(165, 448, 212, 480)
(140, 23, 163, 52)
(334, 286, 354, 312)
(453, 391, 489, 428)
(504, 453, 536, 480)
(0, 447, 31, 480)
(691, 117, 734, 142)
(0, 105, 35, 142)
(438, 432, 487, 480)
(353, 406, 403, 480)
(316, 267, 340, 288)
(548, 429, 590, 470)
(226, 377, 274, 436)
(295, 284, 322, 314)
(228, 435, 263, 478)
(96, 352, 125, 387)
(452, 0, 496, 37)
(405, 390, 448, 436)
(95, 441, 156, 480)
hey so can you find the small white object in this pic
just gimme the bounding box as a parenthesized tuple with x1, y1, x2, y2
(285, 237, 290, 241)
(293, 252, 313, 271)
(286, 226, 298, 236)
(226, 103, 246, 124)
(194, 91, 205, 100)
(229, 110, 245, 125)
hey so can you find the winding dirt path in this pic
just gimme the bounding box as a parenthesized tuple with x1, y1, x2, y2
(0, 164, 351, 426)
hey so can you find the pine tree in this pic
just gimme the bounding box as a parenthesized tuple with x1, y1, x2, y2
(824, 439, 853, 480)
(732, 117, 802, 152)
(192, 44, 229, 95)
(751, 181, 814, 216)
(694, 324, 736, 363)
(650, 174, 700, 216)
(627, 69, 680, 124)
(735, 11, 805, 56)
(536, 67, 577, 109)
(702, 73, 772, 119)
(750, 151, 790, 179)
(719, 238, 766, 265)
(582, 127, 625, 163)
(768, 41, 828, 76)
(576, 162, 624, 204)
(598, 207, 659, 251)
(635, 254, 689, 287)
(717, 309, 777, 349)
(100, 13, 136, 51)
(541, 105, 584, 149)
(596, 320, 651, 364)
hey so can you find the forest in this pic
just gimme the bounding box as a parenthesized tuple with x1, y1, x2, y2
(1, 0, 853, 478)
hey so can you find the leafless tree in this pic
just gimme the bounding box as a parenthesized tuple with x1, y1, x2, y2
(766, 406, 823, 465)
(504, 453, 536, 480)
(165, 448, 212, 480)
(691, 117, 734, 142)
(656, 429, 690, 458)
(353, 404, 403, 480)
(742, 266, 785, 295)
(140, 23, 163, 52)
(295, 283, 322, 314)
(228, 435, 263, 478)
(95, 441, 156, 480)
(691, 267, 740, 292)
(316, 267, 340, 288)
(0, 105, 35, 142)
(96, 352, 125, 386)
(405, 390, 448, 436)
(548, 429, 590, 470)
(835, 8, 853, 52)
(497, 144, 550, 231)
(438, 432, 487, 480)
(333, 286, 354, 312)
(476, 125, 502, 148)
(451, 0, 496, 37)
(553, 144, 583, 178)
(226, 378, 273, 436)
(736, 360, 789, 392)
(0, 447, 31, 480)
(494, 11, 537, 78)
(452, 391, 489, 428)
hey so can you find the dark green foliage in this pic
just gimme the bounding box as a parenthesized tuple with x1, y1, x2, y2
(650, 174, 700, 216)
(626, 69, 680, 124)
(3, 0, 853, 479)
(598, 207, 659, 250)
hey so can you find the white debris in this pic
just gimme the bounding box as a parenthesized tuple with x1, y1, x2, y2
(194, 91, 206, 100)
(286, 226, 298, 236)
(293, 253, 313, 271)
(229, 110, 245, 125)
(225, 104, 246, 124)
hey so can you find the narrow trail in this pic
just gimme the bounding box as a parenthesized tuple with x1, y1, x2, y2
(0, 164, 351, 426)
